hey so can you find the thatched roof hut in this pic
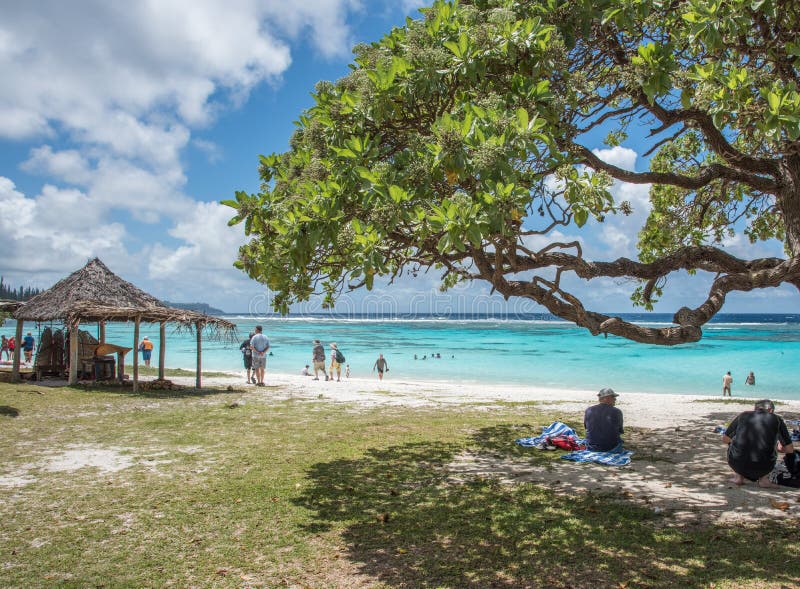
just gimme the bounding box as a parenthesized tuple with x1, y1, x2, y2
(10, 258, 237, 389)
(15, 258, 166, 321)
(1, 299, 24, 312)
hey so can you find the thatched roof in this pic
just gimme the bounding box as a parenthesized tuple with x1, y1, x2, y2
(12, 258, 236, 339)
(0, 300, 23, 313)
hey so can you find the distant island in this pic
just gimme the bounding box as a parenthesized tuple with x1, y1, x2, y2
(162, 301, 225, 315)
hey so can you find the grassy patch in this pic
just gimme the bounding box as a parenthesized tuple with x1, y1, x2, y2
(0, 382, 796, 588)
(123, 364, 234, 378)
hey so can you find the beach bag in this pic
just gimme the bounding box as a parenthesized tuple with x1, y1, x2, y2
(547, 435, 586, 451)
(335, 349, 345, 363)
(775, 453, 800, 488)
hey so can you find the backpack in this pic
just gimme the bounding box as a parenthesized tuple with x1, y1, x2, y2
(775, 453, 800, 488)
(335, 349, 345, 363)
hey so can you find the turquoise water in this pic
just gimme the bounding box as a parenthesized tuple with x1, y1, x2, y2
(3, 314, 798, 399)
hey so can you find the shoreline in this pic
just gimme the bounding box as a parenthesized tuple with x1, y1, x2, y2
(166, 369, 800, 430)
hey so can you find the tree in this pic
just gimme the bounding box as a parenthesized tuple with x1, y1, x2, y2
(226, 0, 800, 345)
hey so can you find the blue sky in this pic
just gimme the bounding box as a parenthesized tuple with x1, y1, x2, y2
(0, 1, 793, 315)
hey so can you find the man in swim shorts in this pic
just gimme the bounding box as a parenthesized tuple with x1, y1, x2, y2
(249, 325, 270, 386)
(139, 336, 154, 367)
(373, 354, 389, 381)
(723, 399, 794, 488)
(312, 340, 328, 381)
(240, 333, 254, 384)
(22, 332, 35, 364)
(722, 371, 733, 396)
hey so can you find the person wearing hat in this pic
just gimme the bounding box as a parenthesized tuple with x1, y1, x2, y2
(139, 336, 154, 367)
(329, 342, 343, 382)
(584, 388, 624, 453)
(723, 399, 794, 488)
(311, 339, 328, 381)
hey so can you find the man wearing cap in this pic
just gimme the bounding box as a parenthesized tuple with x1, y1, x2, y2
(584, 388, 624, 453)
(723, 399, 794, 488)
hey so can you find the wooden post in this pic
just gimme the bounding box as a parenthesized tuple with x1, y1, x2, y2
(133, 316, 140, 393)
(195, 321, 202, 389)
(158, 321, 166, 381)
(117, 351, 125, 382)
(68, 321, 79, 385)
(11, 319, 23, 382)
(99, 321, 106, 344)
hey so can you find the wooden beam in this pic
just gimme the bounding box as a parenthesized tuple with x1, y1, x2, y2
(99, 321, 106, 344)
(11, 319, 23, 382)
(68, 322, 79, 385)
(133, 316, 140, 393)
(158, 321, 166, 380)
(196, 321, 202, 389)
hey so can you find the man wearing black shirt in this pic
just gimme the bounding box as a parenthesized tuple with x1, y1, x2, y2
(584, 388, 624, 452)
(723, 399, 795, 488)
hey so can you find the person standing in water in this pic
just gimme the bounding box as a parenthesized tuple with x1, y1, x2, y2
(373, 354, 389, 381)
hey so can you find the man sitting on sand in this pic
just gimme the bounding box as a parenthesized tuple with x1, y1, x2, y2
(584, 388, 624, 452)
(723, 399, 794, 488)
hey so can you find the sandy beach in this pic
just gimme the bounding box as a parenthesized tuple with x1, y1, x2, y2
(163, 370, 800, 525)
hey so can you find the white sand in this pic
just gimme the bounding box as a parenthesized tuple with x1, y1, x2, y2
(174, 370, 800, 524)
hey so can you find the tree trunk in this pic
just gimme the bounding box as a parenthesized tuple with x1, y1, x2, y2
(780, 155, 800, 257)
(196, 322, 202, 389)
(68, 322, 79, 385)
(158, 322, 166, 380)
(11, 319, 23, 382)
(133, 316, 140, 393)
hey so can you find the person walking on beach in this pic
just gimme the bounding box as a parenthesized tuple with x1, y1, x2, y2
(240, 332, 255, 384)
(723, 399, 794, 488)
(139, 336, 154, 367)
(329, 343, 344, 382)
(249, 325, 270, 386)
(584, 388, 624, 453)
(312, 339, 328, 381)
(745, 371, 756, 386)
(373, 354, 389, 381)
(345, 364, 351, 379)
(722, 371, 733, 396)
(22, 332, 35, 364)
(1, 335, 9, 361)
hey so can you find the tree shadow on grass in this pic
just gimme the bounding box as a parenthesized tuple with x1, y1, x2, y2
(296, 425, 799, 588)
(0, 405, 20, 417)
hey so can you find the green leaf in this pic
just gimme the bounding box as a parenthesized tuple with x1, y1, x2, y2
(516, 107, 529, 131)
(388, 185, 408, 203)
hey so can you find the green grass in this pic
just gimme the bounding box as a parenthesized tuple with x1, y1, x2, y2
(123, 364, 234, 378)
(0, 382, 797, 588)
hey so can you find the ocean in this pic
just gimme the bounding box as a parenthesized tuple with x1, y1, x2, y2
(2, 313, 798, 399)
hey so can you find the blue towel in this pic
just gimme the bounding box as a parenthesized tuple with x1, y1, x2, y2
(787, 420, 800, 442)
(515, 421, 586, 448)
(561, 450, 634, 466)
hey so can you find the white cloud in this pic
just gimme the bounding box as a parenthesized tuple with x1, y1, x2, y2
(0, 107, 52, 140)
(149, 201, 248, 281)
(591, 146, 638, 172)
(0, 177, 130, 279)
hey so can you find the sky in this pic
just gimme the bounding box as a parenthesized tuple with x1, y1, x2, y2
(0, 0, 794, 315)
